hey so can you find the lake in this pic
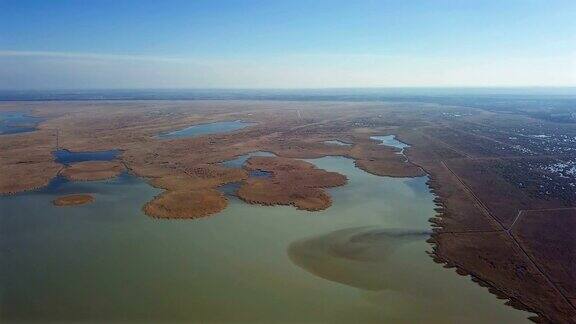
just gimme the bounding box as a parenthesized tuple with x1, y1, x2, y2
(0, 156, 531, 322)
(157, 120, 257, 139)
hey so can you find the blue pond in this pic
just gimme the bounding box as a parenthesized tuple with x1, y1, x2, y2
(35, 172, 133, 196)
(0, 112, 44, 135)
(158, 120, 256, 139)
(53, 149, 120, 165)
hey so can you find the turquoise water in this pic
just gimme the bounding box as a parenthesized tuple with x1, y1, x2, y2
(0, 157, 531, 322)
(0, 112, 44, 135)
(158, 120, 256, 139)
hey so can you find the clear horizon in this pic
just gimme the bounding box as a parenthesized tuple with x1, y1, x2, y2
(2, 87, 575, 101)
(2, 1, 575, 90)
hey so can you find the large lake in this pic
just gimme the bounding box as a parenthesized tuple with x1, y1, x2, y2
(0, 156, 531, 322)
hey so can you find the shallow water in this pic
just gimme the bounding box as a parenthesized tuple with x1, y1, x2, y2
(0, 112, 43, 135)
(0, 156, 531, 322)
(158, 120, 256, 139)
(370, 135, 410, 152)
(53, 149, 120, 165)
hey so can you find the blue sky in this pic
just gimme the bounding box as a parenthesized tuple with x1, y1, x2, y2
(1, 0, 575, 89)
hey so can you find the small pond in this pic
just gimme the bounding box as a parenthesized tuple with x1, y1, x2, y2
(370, 135, 410, 153)
(158, 120, 257, 139)
(324, 140, 353, 146)
(0, 112, 44, 135)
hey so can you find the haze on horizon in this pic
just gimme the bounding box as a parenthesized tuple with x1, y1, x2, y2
(1, 0, 575, 90)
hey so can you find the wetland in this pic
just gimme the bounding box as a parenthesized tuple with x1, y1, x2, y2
(2, 99, 570, 322)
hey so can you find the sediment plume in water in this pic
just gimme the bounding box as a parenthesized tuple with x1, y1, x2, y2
(288, 227, 431, 291)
